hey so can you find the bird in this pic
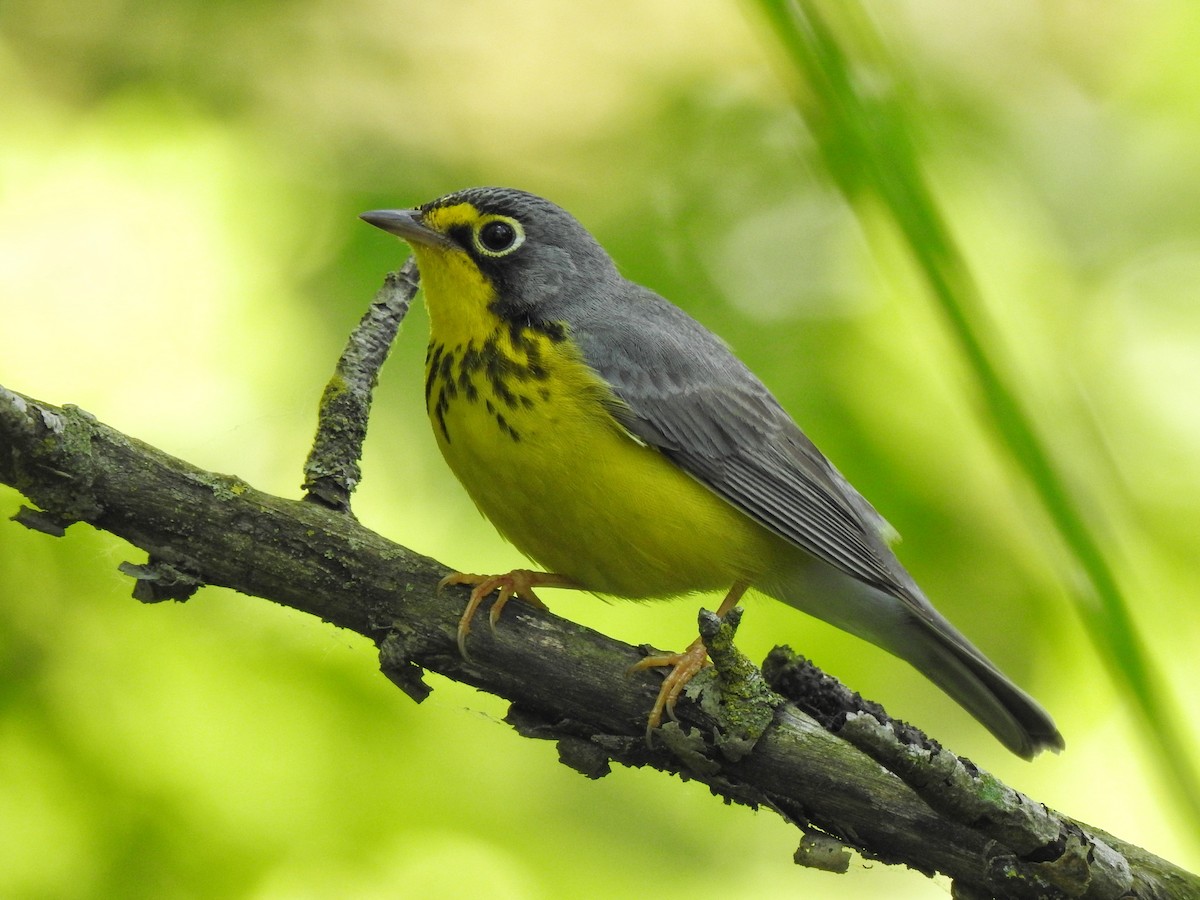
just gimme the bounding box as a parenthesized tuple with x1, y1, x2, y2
(360, 186, 1065, 759)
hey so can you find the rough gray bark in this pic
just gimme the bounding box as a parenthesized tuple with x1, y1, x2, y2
(302, 258, 419, 511)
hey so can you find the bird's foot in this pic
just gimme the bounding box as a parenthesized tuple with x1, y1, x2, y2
(439, 569, 576, 657)
(628, 637, 711, 740)
(628, 582, 749, 739)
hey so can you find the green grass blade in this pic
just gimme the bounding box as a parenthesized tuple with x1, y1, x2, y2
(750, 0, 1200, 833)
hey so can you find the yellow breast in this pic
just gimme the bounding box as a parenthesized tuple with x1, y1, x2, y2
(424, 308, 784, 599)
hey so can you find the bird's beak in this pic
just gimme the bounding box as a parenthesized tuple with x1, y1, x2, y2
(359, 208, 455, 249)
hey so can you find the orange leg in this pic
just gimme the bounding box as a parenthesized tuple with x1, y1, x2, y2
(629, 581, 749, 735)
(439, 569, 579, 657)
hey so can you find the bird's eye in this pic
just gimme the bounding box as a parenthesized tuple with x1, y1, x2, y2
(474, 216, 525, 257)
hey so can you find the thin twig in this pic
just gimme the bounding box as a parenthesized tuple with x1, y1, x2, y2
(302, 258, 420, 510)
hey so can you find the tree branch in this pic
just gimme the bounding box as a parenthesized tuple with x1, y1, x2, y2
(2, 262, 1196, 900)
(2, 388, 1195, 897)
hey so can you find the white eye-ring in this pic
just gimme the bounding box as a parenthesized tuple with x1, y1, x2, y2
(473, 215, 525, 257)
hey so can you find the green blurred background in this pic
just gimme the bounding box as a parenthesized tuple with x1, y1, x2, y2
(2, 1, 1198, 897)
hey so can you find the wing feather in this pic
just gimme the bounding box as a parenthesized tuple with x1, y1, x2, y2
(569, 282, 905, 595)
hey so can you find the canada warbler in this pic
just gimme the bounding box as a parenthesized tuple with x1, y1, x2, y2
(360, 187, 1064, 759)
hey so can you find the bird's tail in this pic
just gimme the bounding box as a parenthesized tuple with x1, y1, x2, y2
(765, 565, 1064, 759)
(892, 604, 1065, 759)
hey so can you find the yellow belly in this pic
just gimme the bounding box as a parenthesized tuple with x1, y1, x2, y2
(428, 332, 783, 598)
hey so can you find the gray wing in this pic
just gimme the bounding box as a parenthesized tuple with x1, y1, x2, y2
(568, 282, 907, 596)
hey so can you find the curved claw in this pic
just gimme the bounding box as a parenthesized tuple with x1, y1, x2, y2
(439, 570, 575, 657)
(629, 637, 711, 741)
(488, 582, 522, 630)
(629, 582, 748, 740)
